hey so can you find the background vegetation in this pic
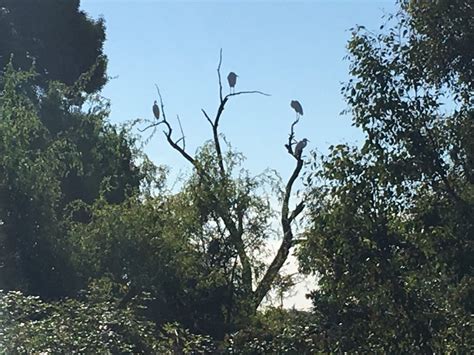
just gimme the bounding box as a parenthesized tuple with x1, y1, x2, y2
(0, 0, 472, 353)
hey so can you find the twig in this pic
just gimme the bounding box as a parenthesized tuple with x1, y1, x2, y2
(138, 122, 159, 132)
(155, 84, 167, 122)
(226, 90, 271, 98)
(218, 48, 223, 102)
(286, 116, 300, 157)
(176, 114, 186, 150)
(201, 109, 214, 127)
(152, 83, 197, 167)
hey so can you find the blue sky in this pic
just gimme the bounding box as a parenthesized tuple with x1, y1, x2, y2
(81, 0, 397, 183)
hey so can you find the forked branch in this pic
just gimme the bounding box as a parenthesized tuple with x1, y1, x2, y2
(285, 116, 300, 158)
(253, 115, 306, 307)
(147, 51, 307, 312)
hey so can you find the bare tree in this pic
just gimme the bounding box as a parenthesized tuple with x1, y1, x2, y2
(141, 49, 308, 313)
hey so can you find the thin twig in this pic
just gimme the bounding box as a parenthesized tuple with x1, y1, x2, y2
(176, 114, 186, 150)
(218, 48, 223, 102)
(138, 122, 159, 132)
(155, 84, 167, 122)
(214, 90, 271, 130)
(226, 90, 271, 98)
(153, 83, 197, 167)
(201, 109, 214, 127)
(285, 116, 300, 157)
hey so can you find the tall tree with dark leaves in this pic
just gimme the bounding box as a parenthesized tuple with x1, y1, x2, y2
(0, 0, 107, 93)
(299, 0, 473, 352)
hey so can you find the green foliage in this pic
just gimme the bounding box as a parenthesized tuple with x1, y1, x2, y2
(185, 142, 280, 327)
(0, 290, 156, 353)
(1, 0, 472, 352)
(0, 62, 144, 298)
(0, 287, 216, 354)
(67, 193, 203, 322)
(65, 142, 278, 338)
(298, 1, 473, 352)
(224, 308, 323, 354)
(38, 83, 143, 207)
(0, 63, 78, 297)
(0, 0, 107, 93)
(158, 322, 216, 354)
(403, 0, 473, 91)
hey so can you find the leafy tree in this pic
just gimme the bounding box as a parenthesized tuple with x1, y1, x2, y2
(67, 155, 276, 338)
(0, 64, 77, 298)
(37, 81, 143, 208)
(139, 53, 310, 327)
(66, 190, 227, 336)
(224, 308, 322, 354)
(405, 0, 473, 91)
(0, 63, 143, 298)
(299, 0, 473, 352)
(3, 0, 472, 352)
(0, 284, 216, 354)
(0, 0, 107, 93)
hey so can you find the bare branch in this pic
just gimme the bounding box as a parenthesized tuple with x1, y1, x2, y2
(212, 52, 271, 177)
(152, 83, 198, 168)
(213, 129, 226, 177)
(162, 129, 196, 166)
(176, 114, 186, 150)
(253, 154, 305, 307)
(137, 121, 159, 133)
(217, 48, 223, 102)
(214, 97, 228, 129)
(289, 200, 305, 223)
(150, 61, 277, 310)
(226, 90, 271, 98)
(211, 50, 260, 297)
(214, 91, 271, 129)
(201, 109, 214, 127)
(155, 84, 167, 123)
(286, 116, 300, 157)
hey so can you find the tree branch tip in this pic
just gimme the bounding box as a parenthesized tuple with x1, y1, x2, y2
(225, 90, 271, 99)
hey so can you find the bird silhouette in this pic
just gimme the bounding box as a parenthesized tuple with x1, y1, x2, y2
(294, 138, 309, 158)
(152, 100, 160, 120)
(227, 72, 238, 94)
(290, 100, 304, 118)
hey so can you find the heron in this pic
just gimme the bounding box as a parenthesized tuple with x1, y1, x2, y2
(227, 72, 238, 94)
(152, 100, 160, 120)
(294, 138, 309, 158)
(290, 100, 303, 118)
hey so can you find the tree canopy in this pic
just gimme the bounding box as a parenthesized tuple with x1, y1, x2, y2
(0, 0, 472, 352)
(298, 0, 473, 351)
(0, 0, 107, 93)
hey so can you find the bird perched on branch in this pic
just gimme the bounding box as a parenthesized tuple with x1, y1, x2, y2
(152, 100, 160, 120)
(294, 138, 309, 158)
(227, 72, 238, 94)
(290, 100, 303, 118)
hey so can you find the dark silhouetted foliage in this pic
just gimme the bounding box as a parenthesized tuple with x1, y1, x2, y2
(0, 0, 107, 93)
